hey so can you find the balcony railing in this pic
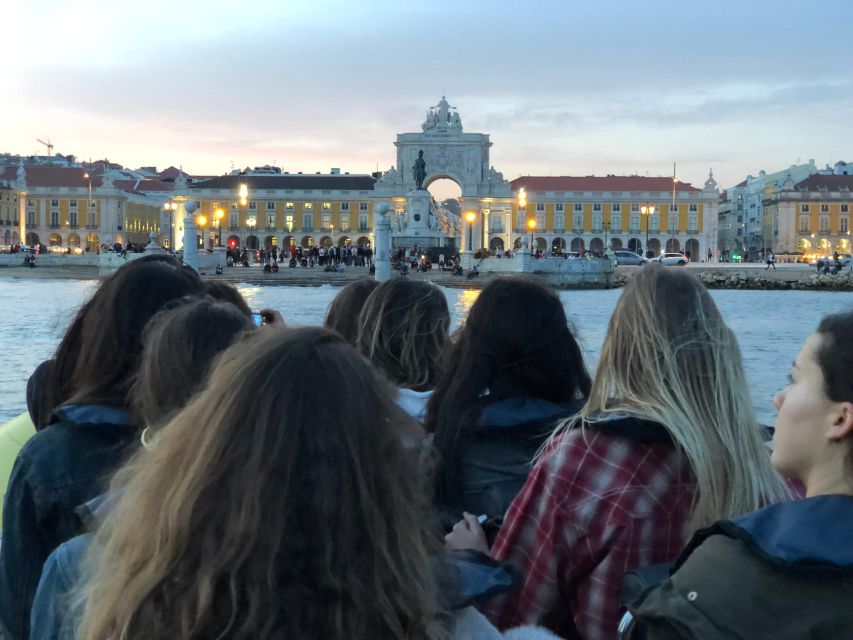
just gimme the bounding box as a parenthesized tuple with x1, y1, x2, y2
(572, 227, 584, 234)
(358, 225, 370, 232)
(667, 228, 680, 234)
(591, 228, 603, 234)
(610, 228, 622, 234)
(553, 227, 565, 233)
(69, 224, 79, 229)
(86, 224, 99, 230)
(48, 224, 60, 229)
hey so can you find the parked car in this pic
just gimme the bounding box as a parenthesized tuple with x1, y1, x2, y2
(613, 250, 648, 266)
(650, 252, 689, 266)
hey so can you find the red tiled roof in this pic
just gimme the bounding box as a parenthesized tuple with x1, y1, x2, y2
(158, 166, 184, 179)
(510, 175, 701, 193)
(735, 180, 747, 188)
(795, 174, 853, 192)
(113, 179, 174, 193)
(2, 165, 103, 187)
(191, 174, 377, 191)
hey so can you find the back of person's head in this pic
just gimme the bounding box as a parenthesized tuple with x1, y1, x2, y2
(587, 265, 789, 529)
(201, 281, 252, 318)
(26, 359, 56, 430)
(78, 327, 441, 640)
(325, 278, 380, 345)
(357, 278, 449, 391)
(56, 256, 202, 410)
(131, 297, 254, 428)
(426, 277, 590, 503)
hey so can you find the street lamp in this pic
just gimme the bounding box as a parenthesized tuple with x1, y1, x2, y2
(527, 217, 537, 254)
(215, 208, 224, 246)
(640, 204, 656, 257)
(603, 220, 611, 253)
(465, 210, 476, 253)
(162, 200, 178, 251)
(197, 214, 208, 249)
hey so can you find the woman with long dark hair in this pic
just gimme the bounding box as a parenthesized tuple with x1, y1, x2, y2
(0, 256, 202, 640)
(426, 277, 591, 521)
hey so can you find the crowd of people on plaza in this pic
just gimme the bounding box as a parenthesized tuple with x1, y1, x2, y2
(225, 243, 374, 271)
(0, 257, 851, 639)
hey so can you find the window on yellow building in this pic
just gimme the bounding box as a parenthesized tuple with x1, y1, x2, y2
(323, 202, 331, 211)
(611, 203, 621, 213)
(359, 202, 368, 212)
(800, 216, 810, 232)
(573, 212, 583, 231)
(341, 202, 350, 211)
(593, 203, 602, 212)
(841, 204, 848, 213)
(688, 215, 697, 233)
(267, 201, 276, 211)
(304, 202, 313, 210)
(286, 202, 294, 210)
(341, 214, 350, 230)
(689, 204, 698, 212)
(801, 204, 810, 213)
(820, 217, 829, 232)
(286, 215, 294, 231)
(249, 200, 257, 210)
(554, 214, 564, 231)
(840, 217, 849, 233)
(556, 203, 564, 212)
(574, 203, 583, 212)
(820, 204, 829, 213)
(536, 203, 545, 212)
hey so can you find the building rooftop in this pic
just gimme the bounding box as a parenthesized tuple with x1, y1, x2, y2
(190, 174, 377, 191)
(795, 174, 853, 192)
(510, 175, 701, 193)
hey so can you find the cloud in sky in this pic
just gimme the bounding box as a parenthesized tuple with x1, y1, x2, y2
(4, 0, 853, 191)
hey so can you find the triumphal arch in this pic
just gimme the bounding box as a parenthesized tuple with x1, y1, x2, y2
(372, 97, 513, 251)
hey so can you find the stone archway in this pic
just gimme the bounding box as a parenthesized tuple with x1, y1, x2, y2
(246, 235, 259, 249)
(570, 238, 585, 252)
(26, 232, 40, 245)
(628, 238, 642, 254)
(665, 238, 681, 253)
(68, 233, 81, 248)
(589, 237, 604, 253)
(552, 237, 566, 252)
(648, 238, 661, 256)
(264, 235, 277, 248)
(3, 230, 9, 245)
(319, 236, 332, 247)
(534, 237, 547, 251)
(282, 236, 295, 249)
(86, 233, 99, 252)
(513, 237, 522, 249)
(338, 235, 351, 247)
(301, 236, 314, 248)
(49, 233, 62, 246)
(685, 238, 700, 262)
(610, 238, 623, 250)
(357, 236, 370, 248)
(227, 235, 240, 249)
(490, 237, 505, 251)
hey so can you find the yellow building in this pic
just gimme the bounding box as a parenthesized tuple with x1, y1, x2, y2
(763, 174, 853, 258)
(1, 164, 163, 252)
(188, 171, 377, 250)
(507, 174, 719, 261)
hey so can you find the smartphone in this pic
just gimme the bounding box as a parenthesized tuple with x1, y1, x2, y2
(251, 312, 263, 327)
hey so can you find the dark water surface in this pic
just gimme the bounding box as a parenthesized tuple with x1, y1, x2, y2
(1, 279, 850, 425)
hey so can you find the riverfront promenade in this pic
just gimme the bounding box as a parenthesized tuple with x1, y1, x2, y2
(0, 259, 850, 289)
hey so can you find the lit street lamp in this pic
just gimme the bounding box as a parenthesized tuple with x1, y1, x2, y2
(197, 214, 209, 249)
(162, 200, 178, 251)
(641, 204, 656, 257)
(465, 210, 476, 253)
(527, 217, 537, 253)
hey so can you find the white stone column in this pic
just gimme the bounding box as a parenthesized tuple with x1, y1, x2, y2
(482, 208, 490, 252)
(182, 201, 199, 271)
(17, 190, 26, 245)
(374, 203, 392, 281)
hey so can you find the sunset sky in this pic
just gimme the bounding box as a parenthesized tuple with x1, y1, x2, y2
(5, 0, 852, 198)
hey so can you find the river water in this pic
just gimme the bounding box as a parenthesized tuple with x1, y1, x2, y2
(1, 278, 850, 425)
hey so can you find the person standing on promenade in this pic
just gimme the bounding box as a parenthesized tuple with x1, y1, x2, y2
(446, 266, 791, 640)
(357, 278, 449, 423)
(628, 309, 853, 639)
(765, 251, 776, 270)
(425, 277, 591, 526)
(0, 256, 202, 640)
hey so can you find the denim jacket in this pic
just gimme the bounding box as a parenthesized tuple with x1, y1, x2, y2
(0, 405, 136, 640)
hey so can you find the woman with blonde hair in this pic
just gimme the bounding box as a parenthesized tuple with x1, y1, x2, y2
(357, 278, 450, 420)
(448, 266, 790, 640)
(626, 309, 853, 639)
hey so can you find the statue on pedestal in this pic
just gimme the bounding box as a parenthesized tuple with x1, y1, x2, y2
(412, 150, 426, 190)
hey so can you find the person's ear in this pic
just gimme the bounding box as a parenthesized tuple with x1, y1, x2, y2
(828, 402, 853, 442)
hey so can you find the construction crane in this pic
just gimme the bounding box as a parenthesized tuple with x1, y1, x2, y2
(36, 138, 54, 156)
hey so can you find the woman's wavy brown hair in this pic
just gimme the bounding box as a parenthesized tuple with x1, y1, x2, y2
(357, 278, 450, 391)
(78, 327, 444, 640)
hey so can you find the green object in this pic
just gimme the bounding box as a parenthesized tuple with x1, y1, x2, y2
(0, 412, 36, 530)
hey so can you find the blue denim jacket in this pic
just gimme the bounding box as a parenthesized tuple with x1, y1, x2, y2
(29, 533, 91, 640)
(0, 405, 136, 640)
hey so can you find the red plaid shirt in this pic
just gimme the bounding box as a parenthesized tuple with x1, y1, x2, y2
(482, 424, 695, 640)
